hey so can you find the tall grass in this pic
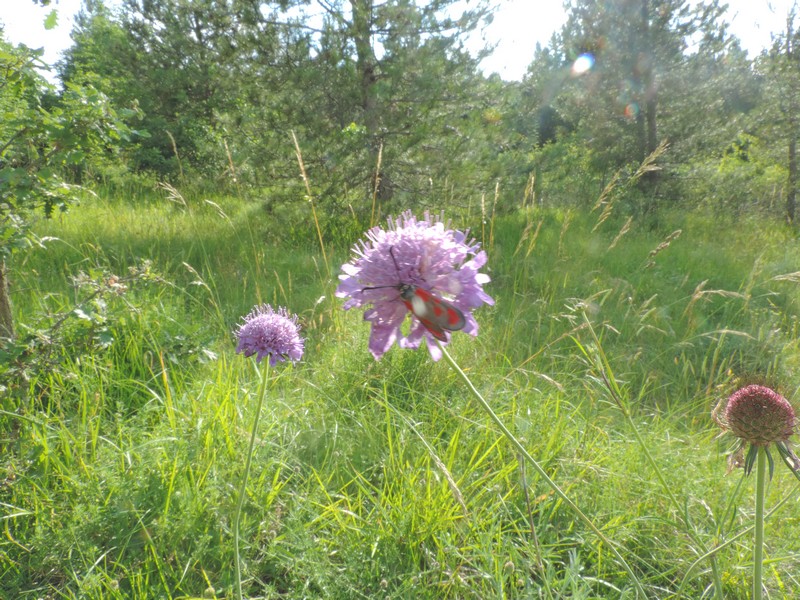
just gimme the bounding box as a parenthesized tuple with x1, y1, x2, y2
(2, 187, 800, 598)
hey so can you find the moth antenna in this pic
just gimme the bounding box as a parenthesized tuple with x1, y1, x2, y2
(388, 246, 402, 279)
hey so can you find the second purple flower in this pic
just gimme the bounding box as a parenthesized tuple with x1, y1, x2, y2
(336, 211, 494, 360)
(235, 304, 304, 366)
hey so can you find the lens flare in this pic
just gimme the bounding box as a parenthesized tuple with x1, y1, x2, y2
(571, 53, 594, 76)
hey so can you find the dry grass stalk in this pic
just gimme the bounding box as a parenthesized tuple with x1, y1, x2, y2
(525, 219, 544, 258)
(480, 192, 486, 247)
(165, 130, 184, 183)
(223, 138, 238, 185)
(645, 229, 682, 268)
(291, 130, 330, 279)
(770, 271, 800, 283)
(370, 142, 383, 227)
(514, 219, 535, 257)
(608, 216, 632, 250)
(274, 270, 288, 305)
(489, 180, 499, 249)
(514, 218, 544, 258)
(592, 171, 621, 231)
(158, 181, 188, 211)
(593, 141, 669, 232)
(523, 171, 535, 209)
(592, 171, 621, 213)
(203, 199, 233, 227)
(558, 210, 574, 257)
(631, 139, 669, 182)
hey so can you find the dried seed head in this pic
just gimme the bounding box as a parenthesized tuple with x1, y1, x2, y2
(723, 385, 795, 446)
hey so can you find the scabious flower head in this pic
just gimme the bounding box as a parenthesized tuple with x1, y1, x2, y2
(336, 210, 494, 361)
(723, 385, 795, 446)
(235, 305, 304, 366)
(713, 383, 800, 476)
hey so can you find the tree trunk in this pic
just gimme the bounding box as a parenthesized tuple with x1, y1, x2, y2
(789, 134, 797, 223)
(645, 79, 658, 157)
(0, 259, 15, 343)
(637, 0, 659, 191)
(351, 0, 386, 199)
(788, 24, 798, 224)
(631, 0, 657, 166)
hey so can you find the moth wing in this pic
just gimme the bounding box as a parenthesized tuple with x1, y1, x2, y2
(410, 290, 466, 334)
(438, 298, 466, 331)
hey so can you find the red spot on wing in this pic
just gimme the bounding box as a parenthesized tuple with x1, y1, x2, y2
(414, 288, 433, 302)
(447, 307, 463, 327)
(418, 316, 448, 341)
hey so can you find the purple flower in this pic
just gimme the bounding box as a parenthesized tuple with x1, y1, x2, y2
(235, 305, 304, 366)
(336, 211, 493, 360)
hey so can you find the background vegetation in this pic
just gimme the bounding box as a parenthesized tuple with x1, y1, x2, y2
(2, 0, 800, 598)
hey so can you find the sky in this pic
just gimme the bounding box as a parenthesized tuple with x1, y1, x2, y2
(0, 0, 796, 82)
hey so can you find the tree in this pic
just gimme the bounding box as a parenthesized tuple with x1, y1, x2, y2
(61, 0, 496, 210)
(540, 0, 727, 172)
(787, 20, 798, 224)
(61, 0, 311, 180)
(759, 9, 800, 223)
(301, 0, 493, 208)
(0, 38, 136, 342)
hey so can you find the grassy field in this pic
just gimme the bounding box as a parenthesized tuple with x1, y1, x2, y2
(3, 187, 800, 599)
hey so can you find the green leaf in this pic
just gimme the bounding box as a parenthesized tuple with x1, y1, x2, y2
(44, 9, 58, 31)
(744, 444, 759, 476)
(766, 448, 775, 481)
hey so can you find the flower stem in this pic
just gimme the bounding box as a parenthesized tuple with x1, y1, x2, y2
(579, 318, 725, 598)
(437, 342, 647, 598)
(753, 447, 767, 600)
(234, 360, 271, 600)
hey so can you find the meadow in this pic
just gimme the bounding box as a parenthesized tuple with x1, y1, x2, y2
(3, 186, 800, 599)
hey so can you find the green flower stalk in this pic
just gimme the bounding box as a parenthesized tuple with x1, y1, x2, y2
(234, 305, 303, 600)
(337, 214, 646, 597)
(438, 342, 647, 598)
(713, 384, 800, 600)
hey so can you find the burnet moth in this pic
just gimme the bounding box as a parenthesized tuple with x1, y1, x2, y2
(361, 248, 466, 342)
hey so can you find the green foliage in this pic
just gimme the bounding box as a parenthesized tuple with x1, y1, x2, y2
(0, 39, 139, 253)
(5, 0, 800, 594)
(0, 33, 142, 341)
(2, 189, 800, 598)
(677, 134, 786, 218)
(59, 0, 501, 209)
(0, 261, 175, 402)
(514, 0, 764, 210)
(39, 0, 800, 230)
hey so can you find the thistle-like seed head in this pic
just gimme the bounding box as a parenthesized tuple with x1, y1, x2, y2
(722, 384, 795, 446)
